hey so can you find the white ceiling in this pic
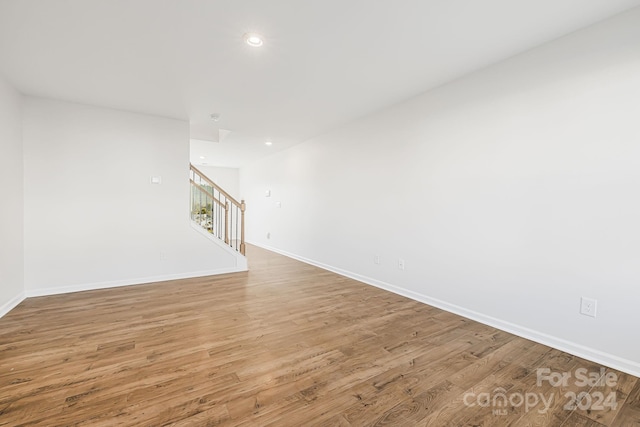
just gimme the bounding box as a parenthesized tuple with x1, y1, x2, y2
(1, 0, 639, 168)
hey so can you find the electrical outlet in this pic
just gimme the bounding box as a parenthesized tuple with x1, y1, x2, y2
(580, 297, 597, 318)
(160, 252, 167, 261)
(374, 255, 381, 265)
(398, 258, 405, 270)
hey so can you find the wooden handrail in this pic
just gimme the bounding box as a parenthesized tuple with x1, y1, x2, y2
(190, 179, 226, 207)
(190, 164, 242, 207)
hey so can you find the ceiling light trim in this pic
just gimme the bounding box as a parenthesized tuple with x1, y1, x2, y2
(244, 33, 264, 47)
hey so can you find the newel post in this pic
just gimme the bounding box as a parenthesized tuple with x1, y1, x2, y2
(240, 200, 246, 255)
(224, 201, 230, 244)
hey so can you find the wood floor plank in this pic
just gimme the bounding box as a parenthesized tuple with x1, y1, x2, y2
(0, 244, 637, 426)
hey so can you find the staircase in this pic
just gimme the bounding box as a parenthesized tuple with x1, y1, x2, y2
(190, 164, 246, 255)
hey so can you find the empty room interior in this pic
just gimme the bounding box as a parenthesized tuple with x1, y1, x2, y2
(2, 1, 640, 426)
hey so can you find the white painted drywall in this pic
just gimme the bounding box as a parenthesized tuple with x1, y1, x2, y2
(240, 9, 640, 374)
(23, 98, 244, 295)
(197, 165, 240, 200)
(0, 75, 25, 315)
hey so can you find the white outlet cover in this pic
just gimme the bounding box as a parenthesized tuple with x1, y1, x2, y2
(580, 297, 597, 318)
(150, 176, 162, 184)
(265, 190, 271, 197)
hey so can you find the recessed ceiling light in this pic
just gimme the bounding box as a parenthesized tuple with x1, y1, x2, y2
(265, 140, 273, 146)
(244, 33, 264, 47)
(199, 156, 206, 159)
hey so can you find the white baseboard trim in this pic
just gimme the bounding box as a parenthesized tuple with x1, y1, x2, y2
(249, 241, 640, 378)
(0, 291, 26, 319)
(25, 266, 247, 298)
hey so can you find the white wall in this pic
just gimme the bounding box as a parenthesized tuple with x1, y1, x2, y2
(197, 165, 240, 200)
(241, 9, 640, 375)
(23, 98, 244, 296)
(0, 75, 25, 316)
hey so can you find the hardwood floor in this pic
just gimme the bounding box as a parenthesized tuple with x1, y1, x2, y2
(1, 245, 638, 426)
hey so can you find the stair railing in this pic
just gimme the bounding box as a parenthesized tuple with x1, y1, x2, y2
(190, 164, 246, 255)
